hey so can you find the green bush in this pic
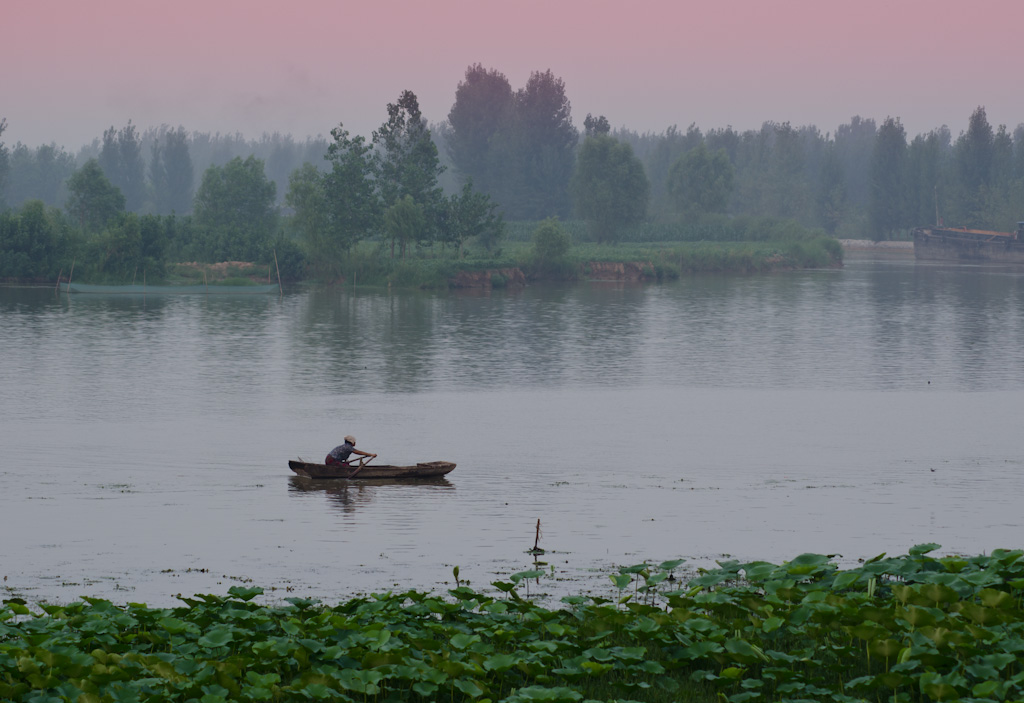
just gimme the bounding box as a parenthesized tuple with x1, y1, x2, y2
(531, 218, 571, 267)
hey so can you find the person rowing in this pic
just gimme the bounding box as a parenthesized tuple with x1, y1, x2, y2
(325, 435, 377, 466)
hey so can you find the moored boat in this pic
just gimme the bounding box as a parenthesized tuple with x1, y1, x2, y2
(913, 223, 1024, 263)
(288, 459, 456, 480)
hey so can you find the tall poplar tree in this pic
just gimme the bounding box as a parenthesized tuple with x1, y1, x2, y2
(868, 117, 907, 240)
(99, 122, 146, 212)
(952, 106, 995, 226)
(373, 91, 444, 207)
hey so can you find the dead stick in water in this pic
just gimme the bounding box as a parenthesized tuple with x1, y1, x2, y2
(273, 248, 283, 296)
(529, 519, 544, 554)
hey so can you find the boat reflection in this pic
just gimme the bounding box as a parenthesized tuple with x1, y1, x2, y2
(287, 475, 454, 513)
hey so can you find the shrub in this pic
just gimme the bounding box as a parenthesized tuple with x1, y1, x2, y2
(532, 217, 571, 266)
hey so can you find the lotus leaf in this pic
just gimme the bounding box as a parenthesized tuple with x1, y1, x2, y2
(608, 573, 632, 590)
(505, 685, 583, 702)
(510, 570, 545, 584)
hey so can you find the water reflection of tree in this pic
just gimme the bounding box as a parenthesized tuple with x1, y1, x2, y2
(870, 263, 1024, 390)
(290, 289, 444, 394)
(286, 283, 655, 392)
(287, 475, 453, 515)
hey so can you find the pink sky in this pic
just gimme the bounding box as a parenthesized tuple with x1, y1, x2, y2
(5, 0, 1023, 149)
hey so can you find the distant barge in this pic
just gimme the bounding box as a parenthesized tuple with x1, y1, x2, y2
(912, 222, 1024, 263)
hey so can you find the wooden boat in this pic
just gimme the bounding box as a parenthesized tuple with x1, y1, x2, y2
(288, 459, 456, 480)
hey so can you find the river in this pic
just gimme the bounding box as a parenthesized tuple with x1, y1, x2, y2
(3, 253, 1024, 606)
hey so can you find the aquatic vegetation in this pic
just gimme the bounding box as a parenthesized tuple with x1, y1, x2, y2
(3, 546, 1023, 701)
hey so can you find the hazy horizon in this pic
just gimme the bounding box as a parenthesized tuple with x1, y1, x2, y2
(5, 0, 1024, 151)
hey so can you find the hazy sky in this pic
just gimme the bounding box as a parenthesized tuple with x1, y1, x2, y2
(5, 0, 1023, 150)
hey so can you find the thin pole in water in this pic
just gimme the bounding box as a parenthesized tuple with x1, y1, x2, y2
(66, 259, 76, 294)
(273, 248, 283, 296)
(54, 268, 63, 294)
(528, 519, 545, 555)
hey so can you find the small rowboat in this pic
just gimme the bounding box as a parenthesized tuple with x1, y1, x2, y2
(288, 459, 456, 480)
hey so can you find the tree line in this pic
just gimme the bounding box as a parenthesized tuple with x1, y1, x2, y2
(3, 66, 1024, 283)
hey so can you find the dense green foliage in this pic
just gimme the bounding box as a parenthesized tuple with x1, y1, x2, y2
(148, 126, 194, 215)
(570, 134, 649, 243)
(446, 66, 579, 219)
(445, 181, 506, 255)
(7, 70, 1022, 279)
(284, 96, 502, 276)
(869, 118, 908, 240)
(192, 156, 278, 262)
(667, 143, 734, 218)
(99, 122, 146, 212)
(65, 159, 126, 233)
(0, 201, 67, 279)
(531, 218, 572, 270)
(3, 547, 1024, 702)
(3, 142, 75, 209)
(0, 118, 9, 205)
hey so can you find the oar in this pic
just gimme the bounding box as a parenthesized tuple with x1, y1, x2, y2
(347, 455, 374, 479)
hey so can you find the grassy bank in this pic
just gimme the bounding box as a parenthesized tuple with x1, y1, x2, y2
(329, 237, 842, 290)
(3, 546, 1022, 702)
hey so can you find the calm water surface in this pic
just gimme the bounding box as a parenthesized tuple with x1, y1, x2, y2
(3, 253, 1024, 606)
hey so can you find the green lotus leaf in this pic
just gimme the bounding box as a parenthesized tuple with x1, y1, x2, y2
(973, 680, 1007, 698)
(868, 638, 902, 659)
(226, 586, 263, 601)
(682, 640, 724, 660)
(846, 621, 890, 641)
(876, 671, 910, 689)
(412, 681, 439, 696)
(511, 570, 545, 584)
(609, 574, 632, 589)
(197, 626, 233, 648)
(978, 588, 1014, 609)
(505, 685, 583, 702)
(644, 572, 668, 587)
(483, 653, 518, 672)
(959, 602, 1004, 625)
(453, 678, 486, 698)
(450, 633, 481, 650)
(579, 661, 613, 675)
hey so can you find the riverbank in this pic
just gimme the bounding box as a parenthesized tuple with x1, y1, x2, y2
(355, 238, 844, 290)
(838, 239, 913, 252)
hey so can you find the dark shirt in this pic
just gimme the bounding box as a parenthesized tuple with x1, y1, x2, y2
(328, 442, 355, 463)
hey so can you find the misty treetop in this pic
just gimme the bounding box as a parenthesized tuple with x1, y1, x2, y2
(446, 65, 579, 220)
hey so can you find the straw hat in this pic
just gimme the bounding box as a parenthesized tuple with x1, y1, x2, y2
(344, 435, 356, 445)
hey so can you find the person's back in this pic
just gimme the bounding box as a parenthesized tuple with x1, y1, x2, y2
(325, 435, 376, 466)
